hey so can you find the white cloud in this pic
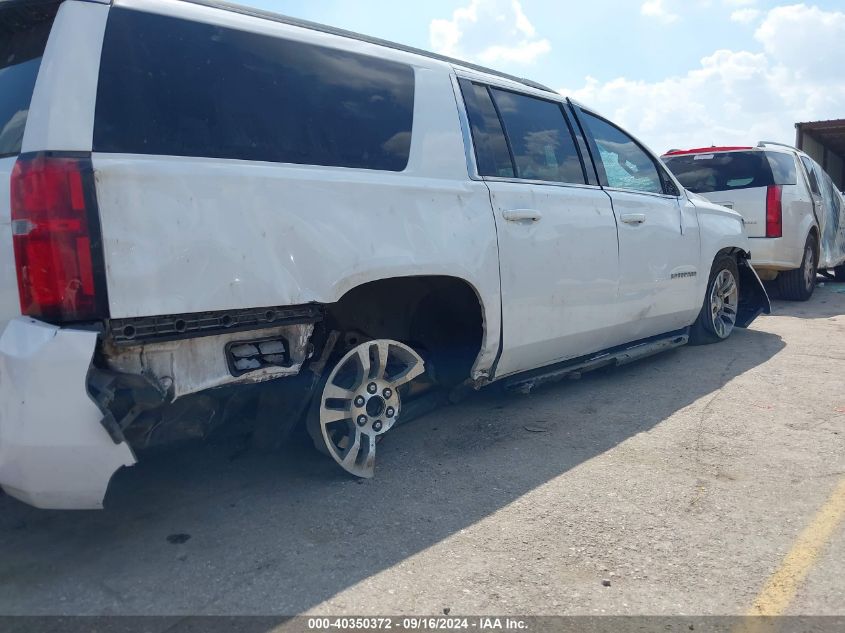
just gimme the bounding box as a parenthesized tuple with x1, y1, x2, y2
(429, 0, 550, 66)
(730, 8, 761, 23)
(561, 4, 845, 154)
(641, 0, 680, 24)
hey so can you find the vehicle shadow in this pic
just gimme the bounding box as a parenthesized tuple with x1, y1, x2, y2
(0, 326, 785, 616)
(765, 278, 845, 319)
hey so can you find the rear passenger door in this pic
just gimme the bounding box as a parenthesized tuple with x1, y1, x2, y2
(799, 155, 825, 227)
(458, 79, 621, 377)
(574, 107, 701, 339)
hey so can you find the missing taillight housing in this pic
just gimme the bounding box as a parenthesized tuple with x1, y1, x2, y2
(765, 184, 783, 239)
(10, 154, 107, 322)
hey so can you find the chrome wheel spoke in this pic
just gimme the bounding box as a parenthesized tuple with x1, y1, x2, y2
(338, 425, 362, 468)
(710, 268, 738, 339)
(323, 383, 354, 401)
(321, 406, 350, 424)
(355, 346, 372, 383)
(372, 341, 389, 380)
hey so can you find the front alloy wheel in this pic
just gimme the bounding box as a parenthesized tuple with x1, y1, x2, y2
(709, 268, 739, 339)
(690, 255, 741, 345)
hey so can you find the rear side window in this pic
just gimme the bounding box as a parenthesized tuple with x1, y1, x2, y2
(95, 9, 415, 171)
(459, 80, 514, 178)
(490, 89, 586, 184)
(663, 150, 798, 194)
(0, 2, 59, 157)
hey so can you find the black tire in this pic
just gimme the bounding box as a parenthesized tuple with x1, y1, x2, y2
(777, 234, 817, 301)
(689, 255, 740, 345)
(835, 264, 845, 282)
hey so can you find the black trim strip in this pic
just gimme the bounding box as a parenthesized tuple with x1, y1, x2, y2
(80, 156, 112, 320)
(107, 303, 323, 346)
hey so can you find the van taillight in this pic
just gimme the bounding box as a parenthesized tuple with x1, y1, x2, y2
(10, 155, 104, 322)
(765, 185, 783, 238)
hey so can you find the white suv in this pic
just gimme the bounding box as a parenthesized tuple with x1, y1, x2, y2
(663, 144, 845, 300)
(0, 0, 769, 509)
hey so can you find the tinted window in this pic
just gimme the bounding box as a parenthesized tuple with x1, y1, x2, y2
(490, 89, 585, 184)
(663, 151, 779, 194)
(801, 156, 821, 195)
(459, 80, 514, 178)
(581, 112, 663, 194)
(95, 9, 415, 171)
(766, 151, 797, 185)
(0, 2, 58, 157)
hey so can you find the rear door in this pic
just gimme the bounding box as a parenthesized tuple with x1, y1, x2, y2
(0, 1, 61, 332)
(458, 79, 621, 377)
(799, 155, 825, 229)
(575, 107, 701, 338)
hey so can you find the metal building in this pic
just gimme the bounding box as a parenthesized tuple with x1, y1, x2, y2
(795, 119, 845, 190)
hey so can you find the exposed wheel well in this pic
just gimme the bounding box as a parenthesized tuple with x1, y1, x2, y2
(324, 276, 485, 387)
(715, 246, 747, 261)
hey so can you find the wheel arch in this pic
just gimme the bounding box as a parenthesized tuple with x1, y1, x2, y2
(323, 274, 496, 385)
(711, 247, 771, 328)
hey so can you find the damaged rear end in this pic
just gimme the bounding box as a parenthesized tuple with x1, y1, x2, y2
(0, 0, 132, 508)
(0, 0, 323, 509)
(1, 144, 323, 507)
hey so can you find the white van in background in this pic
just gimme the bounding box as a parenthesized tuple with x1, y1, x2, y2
(663, 143, 845, 300)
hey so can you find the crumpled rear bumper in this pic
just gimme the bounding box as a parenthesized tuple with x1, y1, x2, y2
(0, 317, 135, 509)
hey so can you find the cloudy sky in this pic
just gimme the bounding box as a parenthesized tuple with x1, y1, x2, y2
(246, 0, 844, 154)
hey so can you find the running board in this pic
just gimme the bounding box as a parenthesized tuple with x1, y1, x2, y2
(504, 330, 689, 395)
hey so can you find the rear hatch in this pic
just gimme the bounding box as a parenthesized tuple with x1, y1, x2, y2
(0, 1, 60, 332)
(662, 148, 797, 238)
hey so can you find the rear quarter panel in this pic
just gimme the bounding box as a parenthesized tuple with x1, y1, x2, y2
(91, 63, 503, 375)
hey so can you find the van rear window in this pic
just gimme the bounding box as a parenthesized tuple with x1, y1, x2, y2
(0, 2, 59, 157)
(663, 150, 797, 194)
(94, 8, 415, 171)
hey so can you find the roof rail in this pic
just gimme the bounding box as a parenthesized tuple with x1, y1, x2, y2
(757, 141, 799, 151)
(181, 0, 559, 95)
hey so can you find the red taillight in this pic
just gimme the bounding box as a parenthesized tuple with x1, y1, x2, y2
(765, 184, 783, 238)
(10, 155, 104, 322)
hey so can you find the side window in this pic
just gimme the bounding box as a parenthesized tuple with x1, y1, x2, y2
(766, 151, 797, 185)
(459, 80, 514, 178)
(95, 8, 415, 171)
(580, 111, 664, 194)
(489, 88, 586, 185)
(800, 156, 821, 195)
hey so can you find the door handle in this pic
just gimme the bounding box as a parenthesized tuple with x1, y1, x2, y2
(502, 209, 542, 223)
(620, 213, 646, 225)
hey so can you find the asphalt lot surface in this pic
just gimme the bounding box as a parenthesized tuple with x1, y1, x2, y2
(1, 284, 844, 617)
